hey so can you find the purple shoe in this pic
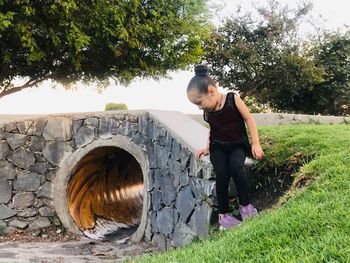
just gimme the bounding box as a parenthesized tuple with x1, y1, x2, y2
(239, 204, 258, 220)
(218, 213, 241, 230)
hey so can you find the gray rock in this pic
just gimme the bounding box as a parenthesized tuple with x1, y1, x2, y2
(0, 128, 5, 140)
(84, 117, 99, 127)
(151, 190, 162, 211)
(126, 115, 139, 123)
(172, 222, 196, 247)
(13, 171, 42, 192)
(179, 170, 190, 187)
(16, 121, 31, 134)
(34, 199, 44, 208)
(114, 113, 126, 121)
(0, 181, 12, 204)
(44, 169, 57, 182)
(72, 119, 84, 135)
(7, 149, 36, 169)
(9, 219, 28, 229)
(180, 149, 191, 171)
(43, 117, 72, 141)
(28, 217, 51, 230)
(17, 207, 38, 217)
(190, 177, 215, 202)
(74, 125, 95, 147)
(32, 119, 48, 136)
(138, 114, 148, 136)
(13, 192, 36, 209)
(153, 234, 170, 251)
(28, 136, 46, 152)
(5, 133, 28, 150)
(0, 219, 7, 228)
(153, 125, 166, 141)
(37, 182, 53, 199)
(154, 144, 169, 168)
(5, 123, 17, 132)
(150, 212, 158, 233)
(0, 141, 10, 159)
(156, 207, 174, 237)
(0, 161, 16, 180)
(33, 152, 46, 163)
(189, 202, 212, 240)
(16, 121, 33, 134)
(43, 142, 74, 166)
(171, 140, 181, 161)
(132, 132, 147, 146)
(39, 206, 55, 217)
(153, 169, 164, 190)
(168, 160, 182, 187)
(164, 132, 173, 151)
(176, 186, 196, 222)
(160, 175, 176, 206)
(29, 162, 49, 174)
(0, 205, 17, 219)
(98, 117, 117, 139)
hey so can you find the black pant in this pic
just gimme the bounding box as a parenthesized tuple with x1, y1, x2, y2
(210, 142, 250, 214)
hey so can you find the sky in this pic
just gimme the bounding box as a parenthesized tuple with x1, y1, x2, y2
(1, 0, 349, 115)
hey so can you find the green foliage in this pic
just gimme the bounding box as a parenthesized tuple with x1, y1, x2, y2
(0, 0, 211, 98)
(204, 1, 315, 95)
(131, 124, 350, 262)
(243, 95, 270, 113)
(203, 1, 349, 116)
(311, 32, 350, 116)
(104, 102, 128, 111)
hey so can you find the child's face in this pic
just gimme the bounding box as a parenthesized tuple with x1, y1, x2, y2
(187, 86, 217, 111)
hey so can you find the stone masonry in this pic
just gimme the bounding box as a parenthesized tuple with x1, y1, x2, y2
(0, 110, 215, 248)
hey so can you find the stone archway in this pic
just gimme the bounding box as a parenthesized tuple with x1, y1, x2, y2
(54, 136, 149, 242)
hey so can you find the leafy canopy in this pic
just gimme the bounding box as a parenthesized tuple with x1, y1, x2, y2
(0, 0, 210, 98)
(203, 1, 350, 115)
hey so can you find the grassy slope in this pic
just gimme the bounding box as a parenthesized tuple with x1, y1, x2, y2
(130, 125, 350, 263)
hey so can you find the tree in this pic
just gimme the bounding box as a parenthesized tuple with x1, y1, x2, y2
(311, 32, 350, 116)
(0, 0, 210, 98)
(202, 1, 330, 113)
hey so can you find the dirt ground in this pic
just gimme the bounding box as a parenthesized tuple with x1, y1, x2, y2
(0, 229, 159, 263)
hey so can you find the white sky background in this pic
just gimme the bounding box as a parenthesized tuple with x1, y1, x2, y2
(1, 0, 349, 115)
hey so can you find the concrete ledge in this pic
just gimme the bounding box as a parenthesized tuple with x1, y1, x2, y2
(188, 112, 350, 127)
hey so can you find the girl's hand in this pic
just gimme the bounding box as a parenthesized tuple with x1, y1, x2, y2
(252, 143, 264, 160)
(195, 148, 209, 159)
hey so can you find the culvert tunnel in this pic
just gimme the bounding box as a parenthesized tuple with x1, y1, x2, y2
(66, 146, 144, 240)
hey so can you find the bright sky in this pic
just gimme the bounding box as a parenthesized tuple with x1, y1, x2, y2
(1, 0, 349, 115)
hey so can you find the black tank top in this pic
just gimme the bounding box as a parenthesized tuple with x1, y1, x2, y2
(204, 92, 248, 143)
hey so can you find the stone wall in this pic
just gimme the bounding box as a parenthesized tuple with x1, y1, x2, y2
(0, 110, 215, 248)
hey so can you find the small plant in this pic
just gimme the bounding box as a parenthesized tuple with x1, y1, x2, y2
(105, 103, 128, 111)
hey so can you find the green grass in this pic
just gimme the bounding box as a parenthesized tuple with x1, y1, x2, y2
(126, 124, 350, 263)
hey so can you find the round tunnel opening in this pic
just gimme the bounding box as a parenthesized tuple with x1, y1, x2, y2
(66, 146, 144, 240)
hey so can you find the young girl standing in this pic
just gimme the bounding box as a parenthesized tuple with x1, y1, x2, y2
(187, 65, 264, 230)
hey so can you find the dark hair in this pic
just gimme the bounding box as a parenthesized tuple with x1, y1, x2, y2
(186, 64, 216, 94)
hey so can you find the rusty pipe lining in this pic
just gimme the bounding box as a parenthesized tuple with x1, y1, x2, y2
(66, 146, 144, 239)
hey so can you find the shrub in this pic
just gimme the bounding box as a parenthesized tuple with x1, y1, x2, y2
(104, 103, 128, 111)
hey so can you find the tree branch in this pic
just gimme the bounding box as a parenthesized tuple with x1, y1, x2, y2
(0, 76, 48, 99)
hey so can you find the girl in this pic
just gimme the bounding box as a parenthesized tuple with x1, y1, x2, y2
(187, 65, 264, 230)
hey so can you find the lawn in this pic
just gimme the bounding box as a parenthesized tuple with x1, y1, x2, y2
(126, 124, 350, 263)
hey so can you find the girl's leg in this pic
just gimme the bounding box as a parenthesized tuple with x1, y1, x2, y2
(228, 147, 250, 206)
(210, 149, 230, 214)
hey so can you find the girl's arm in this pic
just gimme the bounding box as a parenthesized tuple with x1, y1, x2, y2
(195, 130, 210, 159)
(234, 95, 264, 160)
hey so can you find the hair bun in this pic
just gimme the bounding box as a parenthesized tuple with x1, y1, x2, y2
(194, 64, 209, 77)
